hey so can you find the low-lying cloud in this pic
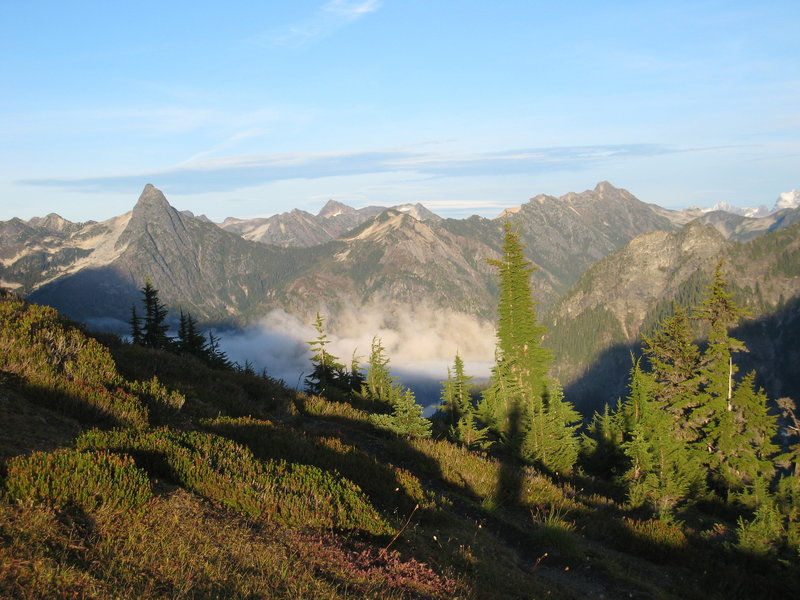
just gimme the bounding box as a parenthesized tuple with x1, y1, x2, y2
(219, 305, 497, 407)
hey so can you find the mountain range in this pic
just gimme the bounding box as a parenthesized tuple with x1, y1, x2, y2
(2, 182, 798, 413)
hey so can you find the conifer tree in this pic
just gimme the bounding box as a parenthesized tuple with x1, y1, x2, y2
(479, 221, 579, 473)
(522, 382, 581, 474)
(362, 336, 431, 437)
(692, 261, 748, 431)
(304, 313, 346, 398)
(689, 261, 778, 494)
(176, 310, 208, 358)
(582, 402, 627, 477)
(642, 306, 702, 440)
(128, 305, 143, 345)
(205, 331, 231, 369)
(348, 351, 366, 394)
(713, 372, 779, 501)
(140, 278, 171, 350)
(362, 336, 396, 406)
(441, 353, 486, 448)
(621, 360, 700, 513)
(371, 388, 432, 438)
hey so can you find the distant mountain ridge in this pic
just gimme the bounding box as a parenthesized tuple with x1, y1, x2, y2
(1, 181, 691, 327)
(218, 200, 441, 248)
(2, 182, 799, 416)
(545, 219, 800, 411)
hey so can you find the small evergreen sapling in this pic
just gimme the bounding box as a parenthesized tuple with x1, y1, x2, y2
(304, 313, 347, 399)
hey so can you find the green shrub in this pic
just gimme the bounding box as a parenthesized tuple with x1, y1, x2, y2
(0, 300, 151, 427)
(4, 449, 152, 511)
(76, 428, 392, 535)
(736, 500, 784, 555)
(201, 416, 435, 513)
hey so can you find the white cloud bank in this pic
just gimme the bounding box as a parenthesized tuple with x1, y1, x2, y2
(219, 305, 497, 406)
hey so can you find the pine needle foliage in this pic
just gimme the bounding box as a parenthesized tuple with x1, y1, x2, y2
(440, 353, 487, 448)
(304, 312, 348, 399)
(361, 336, 431, 437)
(480, 221, 579, 473)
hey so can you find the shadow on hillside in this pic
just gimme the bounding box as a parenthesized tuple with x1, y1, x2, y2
(562, 341, 640, 419)
(495, 402, 524, 508)
(28, 266, 141, 329)
(562, 295, 800, 421)
(733, 295, 800, 402)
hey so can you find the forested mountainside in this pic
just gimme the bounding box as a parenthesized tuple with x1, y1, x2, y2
(2, 291, 799, 599)
(545, 220, 800, 412)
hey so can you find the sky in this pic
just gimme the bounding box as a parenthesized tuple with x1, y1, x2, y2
(2, 0, 798, 223)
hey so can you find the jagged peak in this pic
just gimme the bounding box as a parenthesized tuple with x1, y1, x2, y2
(133, 184, 172, 214)
(392, 203, 441, 222)
(28, 213, 73, 231)
(318, 199, 357, 219)
(593, 181, 619, 194)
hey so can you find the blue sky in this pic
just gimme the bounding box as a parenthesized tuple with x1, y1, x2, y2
(2, 0, 798, 222)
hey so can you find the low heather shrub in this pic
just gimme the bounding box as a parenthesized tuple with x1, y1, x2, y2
(4, 449, 152, 511)
(76, 427, 392, 535)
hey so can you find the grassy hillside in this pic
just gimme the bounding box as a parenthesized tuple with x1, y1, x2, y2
(1, 296, 798, 599)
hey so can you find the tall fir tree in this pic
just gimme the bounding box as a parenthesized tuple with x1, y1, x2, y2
(479, 221, 579, 473)
(690, 261, 763, 492)
(522, 381, 581, 474)
(692, 260, 747, 430)
(714, 372, 779, 502)
(362, 336, 396, 407)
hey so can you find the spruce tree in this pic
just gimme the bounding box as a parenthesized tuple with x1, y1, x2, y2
(642, 306, 702, 440)
(714, 372, 779, 501)
(371, 388, 432, 438)
(692, 261, 747, 432)
(176, 310, 208, 358)
(348, 351, 365, 395)
(205, 331, 231, 369)
(128, 305, 143, 345)
(140, 278, 171, 350)
(582, 402, 627, 477)
(690, 261, 773, 494)
(522, 382, 581, 474)
(621, 360, 700, 513)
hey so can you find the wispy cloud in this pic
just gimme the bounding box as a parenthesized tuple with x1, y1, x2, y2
(265, 0, 382, 48)
(20, 143, 694, 194)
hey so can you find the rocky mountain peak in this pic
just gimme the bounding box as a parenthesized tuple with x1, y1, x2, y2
(120, 184, 188, 247)
(27, 213, 79, 233)
(318, 200, 356, 219)
(392, 203, 441, 222)
(133, 184, 172, 214)
(593, 181, 617, 194)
